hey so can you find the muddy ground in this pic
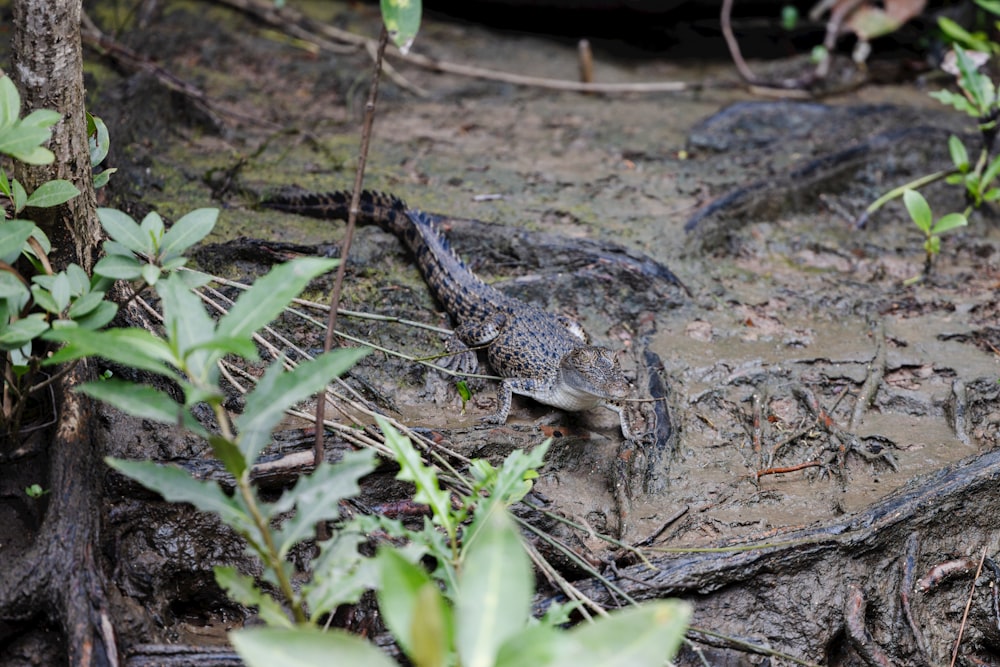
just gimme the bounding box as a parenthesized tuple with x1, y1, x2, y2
(5, 0, 1000, 665)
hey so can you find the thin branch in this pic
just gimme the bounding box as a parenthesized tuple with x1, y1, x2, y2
(313, 25, 390, 540)
(949, 545, 989, 667)
(213, 0, 691, 95)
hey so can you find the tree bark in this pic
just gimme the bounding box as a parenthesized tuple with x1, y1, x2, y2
(12, 0, 101, 273)
(2, 1, 116, 665)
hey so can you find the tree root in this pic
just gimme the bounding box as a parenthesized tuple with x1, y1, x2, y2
(539, 446, 1000, 665)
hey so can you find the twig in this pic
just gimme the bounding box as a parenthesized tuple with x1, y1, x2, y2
(720, 0, 757, 84)
(756, 460, 822, 478)
(314, 25, 389, 539)
(213, 0, 691, 95)
(577, 39, 593, 84)
(850, 319, 885, 431)
(950, 546, 989, 667)
(952, 379, 971, 447)
(900, 533, 930, 661)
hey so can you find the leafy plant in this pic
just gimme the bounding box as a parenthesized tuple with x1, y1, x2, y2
(54, 220, 689, 664)
(938, 0, 1000, 56)
(380, 0, 422, 53)
(901, 189, 968, 282)
(46, 250, 370, 623)
(862, 45, 994, 277)
(0, 74, 110, 437)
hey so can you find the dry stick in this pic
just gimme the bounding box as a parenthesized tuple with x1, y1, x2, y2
(577, 39, 594, 84)
(850, 319, 886, 431)
(950, 545, 990, 667)
(720, 0, 757, 83)
(214, 0, 690, 94)
(314, 27, 389, 541)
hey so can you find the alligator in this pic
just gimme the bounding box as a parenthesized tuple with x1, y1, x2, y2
(262, 189, 636, 438)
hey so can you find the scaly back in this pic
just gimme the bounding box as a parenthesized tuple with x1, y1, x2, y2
(262, 188, 517, 323)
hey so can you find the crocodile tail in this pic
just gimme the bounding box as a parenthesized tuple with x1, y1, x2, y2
(260, 188, 411, 234)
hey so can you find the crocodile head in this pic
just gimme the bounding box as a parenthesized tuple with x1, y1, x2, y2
(559, 346, 631, 401)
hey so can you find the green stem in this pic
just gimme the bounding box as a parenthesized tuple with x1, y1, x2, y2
(236, 470, 308, 624)
(209, 404, 304, 621)
(864, 169, 955, 216)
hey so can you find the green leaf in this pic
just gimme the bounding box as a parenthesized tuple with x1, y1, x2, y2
(30, 284, 59, 314)
(953, 45, 994, 113)
(0, 167, 10, 198)
(0, 272, 28, 300)
(0, 313, 49, 350)
(305, 531, 379, 620)
(981, 153, 1000, 189)
(496, 624, 568, 667)
(217, 257, 338, 340)
(929, 89, 978, 116)
(74, 301, 117, 330)
(938, 17, 993, 53)
(410, 581, 451, 667)
(479, 440, 549, 507)
(948, 135, 969, 171)
(230, 627, 397, 667)
(65, 263, 90, 295)
(214, 566, 292, 628)
(20, 109, 61, 128)
(974, 0, 1000, 16)
(67, 290, 105, 319)
(157, 273, 216, 381)
(106, 457, 253, 532)
(902, 189, 932, 233)
(185, 336, 259, 361)
(50, 272, 71, 312)
(377, 547, 452, 663)
(140, 262, 161, 286)
(87, 112, 110, 166)
(11, 179, 26, 212)
(271, 449, 377, 557)
(159, 208, 218, 260)
(161, 256, 188, 272)
(10, 145, 55, 166)
(550, 601, 691, 667)
(78, 379, 209, 436)
(24, 179, 80, 209)
(0, 77, 20, 131)
(381, 0, 422, 53)
(93, 253, 144, 280)
(931, 212, 968, 235)
(178, 268, 212, 289)
(207, 435, 248, 479)
(43, 327, 179, 379)
(236, 347, 368, 463)
(456, 509, 531, 667)
(93, 168, 116, 190)
(379, 416, 454, 534)
(0, 125, 53, 162)
(140, 211, 165, 247)
(0, 219, 34, 264)
(98, 208, 152, 255)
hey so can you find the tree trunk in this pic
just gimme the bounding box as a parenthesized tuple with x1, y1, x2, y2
(1, 1, 116, 665)
(12, 0, 101, 273)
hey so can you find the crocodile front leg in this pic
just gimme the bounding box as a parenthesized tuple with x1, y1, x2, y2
(482, 376, 557, 425)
